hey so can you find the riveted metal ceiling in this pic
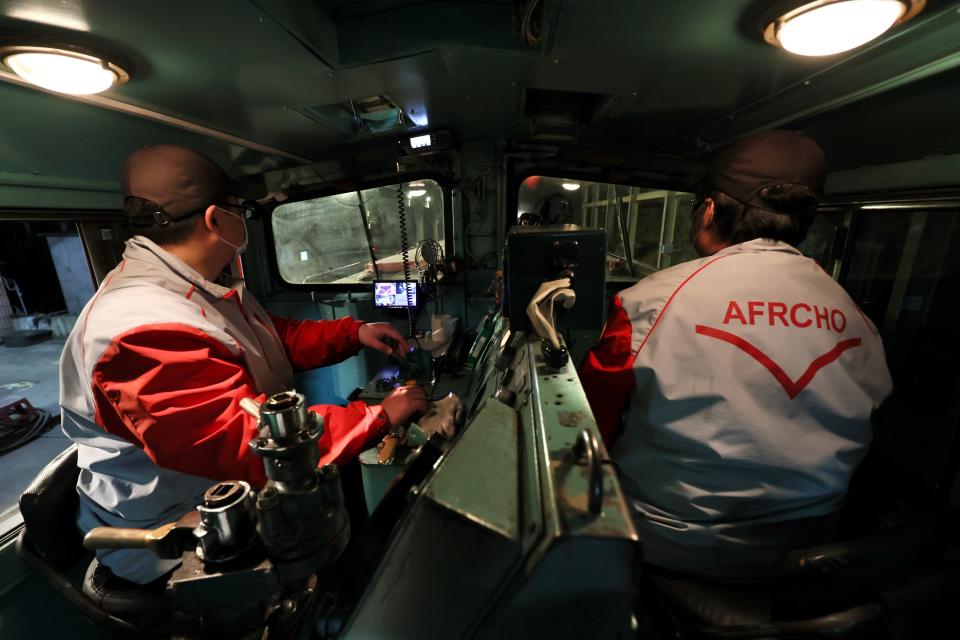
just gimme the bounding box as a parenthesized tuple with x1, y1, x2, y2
(1, 0, 959, 206)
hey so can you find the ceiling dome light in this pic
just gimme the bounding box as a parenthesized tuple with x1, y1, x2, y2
(763, 0, 924, 57)
(561, 182, 581, 191)
(0, 45, 130, 95)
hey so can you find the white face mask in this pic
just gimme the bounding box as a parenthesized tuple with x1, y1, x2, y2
(216, 206, 248, 256)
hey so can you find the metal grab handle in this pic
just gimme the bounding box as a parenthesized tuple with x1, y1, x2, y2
(573, 429, 603, 515)
(83, 511, 200, 559)
(378, 434, 401, 465)
(84, 526, 169, 550)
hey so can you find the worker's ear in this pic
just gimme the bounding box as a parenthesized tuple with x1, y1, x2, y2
(701, 197, 715, 228)
(203, 204, 220, 233)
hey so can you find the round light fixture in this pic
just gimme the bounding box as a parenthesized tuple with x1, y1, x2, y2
(763, 0, 924, 57)
(561, 182, 581, 191)
(0, 44, 130, 95)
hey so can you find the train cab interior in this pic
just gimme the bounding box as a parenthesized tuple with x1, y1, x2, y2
(1, 1, 960, 638)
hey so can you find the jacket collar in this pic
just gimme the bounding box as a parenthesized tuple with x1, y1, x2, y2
(713, 238, 802, 258)
(123, 235, 238, 298)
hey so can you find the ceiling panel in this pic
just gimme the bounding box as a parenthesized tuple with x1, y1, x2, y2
(0, 0, 958, 192)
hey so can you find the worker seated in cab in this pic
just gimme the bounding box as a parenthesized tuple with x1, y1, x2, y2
(580, 130, 892, 579)
(59, 145, 427, 586)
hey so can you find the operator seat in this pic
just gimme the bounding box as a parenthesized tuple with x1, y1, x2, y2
(16, 444, 169, 637)
(642, 507, 953, 638)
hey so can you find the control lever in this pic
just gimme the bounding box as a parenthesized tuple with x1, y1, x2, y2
(239, 396, 262, 421)
(526, 277, 575, 369)
(377, 426, 404, 464)
(84, 511, 200, 559)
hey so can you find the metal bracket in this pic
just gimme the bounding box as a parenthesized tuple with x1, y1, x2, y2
(573, 429, 603, 516)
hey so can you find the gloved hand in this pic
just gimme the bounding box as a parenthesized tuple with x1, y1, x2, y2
(359, 322, 410, 359)
(416, 392, 462, 440)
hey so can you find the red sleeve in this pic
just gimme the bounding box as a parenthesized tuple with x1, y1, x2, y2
(312, 401, 391, 467)
(578, 296, 637, 448)
(268, 313, 364, 371)
(91, 324, 393, 487)
(92, 324, 268, 487)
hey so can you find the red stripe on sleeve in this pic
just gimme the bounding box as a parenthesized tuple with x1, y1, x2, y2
(634, 253, 733, 356)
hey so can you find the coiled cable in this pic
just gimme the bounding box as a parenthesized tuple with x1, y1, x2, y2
(397, 185, 416, 337)
(0, 407, 53, 456)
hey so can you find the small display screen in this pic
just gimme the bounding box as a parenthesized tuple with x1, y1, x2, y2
(374, 281, 418, 308)
(410, 134, 432, 149)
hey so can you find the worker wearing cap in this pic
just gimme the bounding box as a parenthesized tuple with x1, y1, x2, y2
(60, 145, 427, 584)
(579, 130, 892, 579)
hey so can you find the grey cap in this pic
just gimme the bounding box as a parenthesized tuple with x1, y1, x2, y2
(122, 144, 266, 224)
(708, 130, 826, 215)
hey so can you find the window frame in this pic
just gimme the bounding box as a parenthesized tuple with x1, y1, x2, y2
(262, 171, 453, 293)
(0, 209, 126, 539)
(824, 191, 960, 501)
(829, 193, 960, 285)
(511, 168, 697, 286)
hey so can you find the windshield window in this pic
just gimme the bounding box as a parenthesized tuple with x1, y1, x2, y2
(518, 176, 842, 280)
(518, 176, 697, 280)
(272, 179, 444, 285)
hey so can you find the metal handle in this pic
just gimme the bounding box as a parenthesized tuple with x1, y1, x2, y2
(574, 429, 603, 515)
(83, 526, 166, 550)
(83, 511, 200, 559)
(378, 434, 401, 465)
(239, 397, 262, 421)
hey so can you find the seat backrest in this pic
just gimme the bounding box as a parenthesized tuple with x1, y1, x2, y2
(18, 444, 87, 571)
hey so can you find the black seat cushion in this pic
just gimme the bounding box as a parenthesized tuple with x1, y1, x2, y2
(18, 444, 86, 571)
(645, 570, 774, 628)
(644, 569, 887, 638)
(83, 559, 172, 627)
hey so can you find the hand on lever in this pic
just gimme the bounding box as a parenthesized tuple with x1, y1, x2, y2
(380, 384, 428, 429)
(359, 322, 410, 359)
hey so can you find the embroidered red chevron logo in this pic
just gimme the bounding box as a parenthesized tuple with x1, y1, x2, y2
(695, 325, 862, 399)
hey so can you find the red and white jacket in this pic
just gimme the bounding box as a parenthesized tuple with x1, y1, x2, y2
(60, 236, 389, 583)
(580, 239, 892, 577)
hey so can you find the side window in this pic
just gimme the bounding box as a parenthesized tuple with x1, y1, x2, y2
(0, 220, 101, 520)
(843, 207, 960, 493)
(798, 210, 845, 270)
(517, 177, 697, 281)
(271, 179, 444, 285)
